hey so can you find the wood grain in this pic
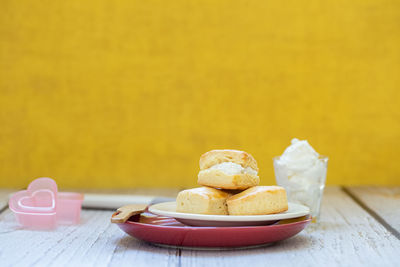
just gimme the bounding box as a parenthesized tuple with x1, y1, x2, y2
(0, 208, 179, 267)
(345, 186, 400, 234)
(180, 187, 400, 267)
(0, 187, 399, 267)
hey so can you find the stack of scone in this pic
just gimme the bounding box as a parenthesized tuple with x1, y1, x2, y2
(176, 150, 288, 215)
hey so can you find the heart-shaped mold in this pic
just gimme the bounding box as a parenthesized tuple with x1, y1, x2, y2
(9, 177, 82, 229)
(18, 189, 56, 211)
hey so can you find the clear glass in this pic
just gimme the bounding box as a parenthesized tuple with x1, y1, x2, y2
(273, 156, 328, 223)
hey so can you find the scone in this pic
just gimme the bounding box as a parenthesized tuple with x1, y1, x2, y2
(227, 186, 288, 215)
(198, 149, 259, 189)
(176, 186, 232, 215)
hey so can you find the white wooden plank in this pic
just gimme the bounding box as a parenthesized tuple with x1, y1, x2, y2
(78, 188, 180, 209)
(75, 188, 181, 197)
(0, 208, 179, 267)
(345, 186, 400, 233)
(0, 189, 14, 211)
(180, 187, 400, 267)
(1, 187, 399, 266)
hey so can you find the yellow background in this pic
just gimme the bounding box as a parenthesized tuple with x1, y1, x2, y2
(1, 1, 399, 188)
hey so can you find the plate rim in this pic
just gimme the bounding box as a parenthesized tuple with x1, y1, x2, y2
(148, 201, 310, 222)
(119, 214, 312, 248)
(124, 213, 312, 230)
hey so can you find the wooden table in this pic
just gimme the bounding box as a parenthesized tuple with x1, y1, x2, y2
(0, 187, 399, 266)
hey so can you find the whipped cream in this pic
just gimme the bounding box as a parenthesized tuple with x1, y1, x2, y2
(278, 139, 319, 171)
(274, 138, 328, 217)
(209, 162, 258, 176)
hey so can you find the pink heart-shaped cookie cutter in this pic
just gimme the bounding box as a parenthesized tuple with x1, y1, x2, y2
(9, 177, 83, 229)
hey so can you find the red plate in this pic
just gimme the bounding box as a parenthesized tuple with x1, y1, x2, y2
(117, 212, 311, 248)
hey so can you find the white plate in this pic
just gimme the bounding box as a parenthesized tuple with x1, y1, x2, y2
(149, 201, 310, 227)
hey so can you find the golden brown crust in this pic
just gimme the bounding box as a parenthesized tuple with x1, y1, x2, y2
(227, 186, 285, 201)
(199, 150, 258, 171)
(178, 186, 233, 200)
(197, 169, 259, 190)
(176, 186, 232, 215)
(227, 186, 288, 215)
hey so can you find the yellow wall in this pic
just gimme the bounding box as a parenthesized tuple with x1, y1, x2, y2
(1, 1, 399, 188)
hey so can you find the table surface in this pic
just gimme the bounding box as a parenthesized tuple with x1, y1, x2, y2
(0, 186, 399, 267)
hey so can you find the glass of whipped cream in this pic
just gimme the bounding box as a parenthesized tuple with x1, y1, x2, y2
(273, 138, 328, 222)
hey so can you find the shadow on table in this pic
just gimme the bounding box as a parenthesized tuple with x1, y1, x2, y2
(307, 221, 347, 232)
(113, 236, 178, 254)
(113, 234, 317, 255)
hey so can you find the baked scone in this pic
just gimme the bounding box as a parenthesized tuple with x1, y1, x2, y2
(227, 186, 288, 215)
(198, 150, 259, 189)
(176, 187, 232, 215)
